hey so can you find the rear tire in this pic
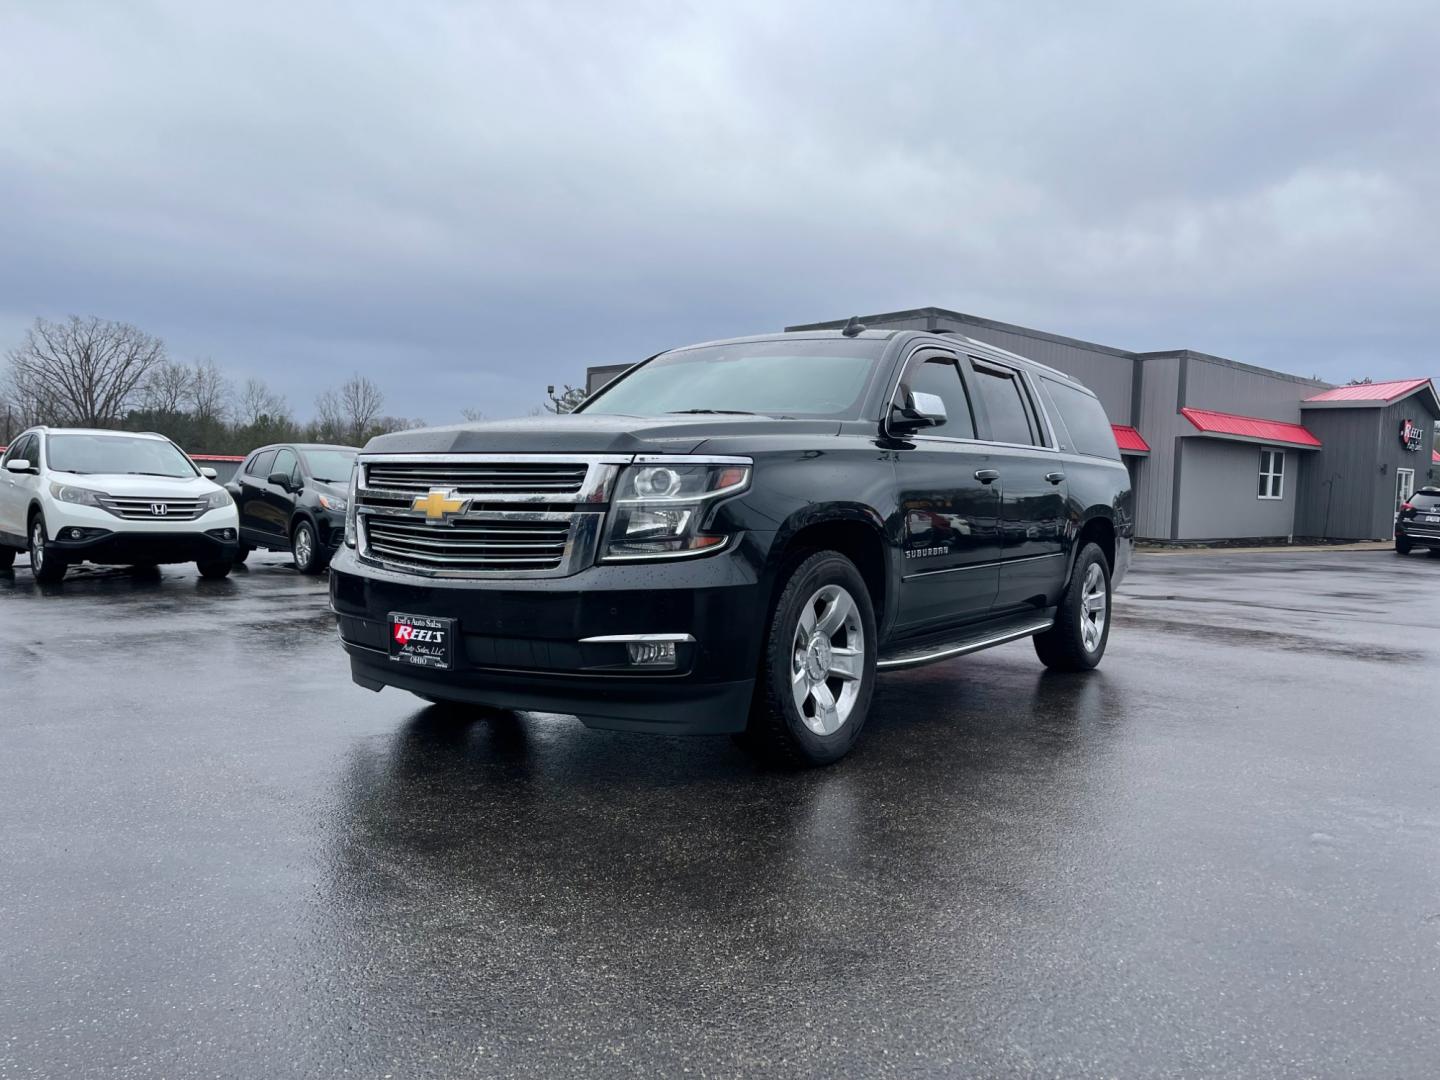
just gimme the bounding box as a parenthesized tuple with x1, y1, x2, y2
(1396, 536, 1413, 554)
(0, 545, 14, 570)
(196, 560, 232, 579)
(744, 550, 877, 767)
(29, 514, 68, 583)
(233, 544, 250, 564)
(1034, 543, 1111, 672)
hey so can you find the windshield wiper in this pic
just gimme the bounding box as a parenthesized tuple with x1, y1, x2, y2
(125, 471, 185, 477)
(666, 409, 758, 415)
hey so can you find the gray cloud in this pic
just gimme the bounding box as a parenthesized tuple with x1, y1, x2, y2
(1, 0, 1436, 421)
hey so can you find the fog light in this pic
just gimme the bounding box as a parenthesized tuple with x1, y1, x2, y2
(626, 641, 677, 667)
(206, 528, 237, 542)
(68, 528, 83, 539)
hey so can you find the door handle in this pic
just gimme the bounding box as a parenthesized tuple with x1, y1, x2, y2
(1045, 471, 1066, 484)
(974, 469, 1000, 484)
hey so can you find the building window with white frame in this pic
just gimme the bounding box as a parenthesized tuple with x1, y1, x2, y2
(1258, 447, 1285, 499)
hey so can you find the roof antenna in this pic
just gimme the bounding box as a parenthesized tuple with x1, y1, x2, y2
(841, 316, 866, 337)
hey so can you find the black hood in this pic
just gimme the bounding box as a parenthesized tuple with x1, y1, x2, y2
(362, 414, 842, 456)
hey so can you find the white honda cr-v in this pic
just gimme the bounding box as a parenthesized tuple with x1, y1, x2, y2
(0, 427, 240, 583)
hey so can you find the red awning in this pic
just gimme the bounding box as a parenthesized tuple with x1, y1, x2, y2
(1111, 425, 1150, 454)
(1180, 407, 1321, 449)
(189, 453, 246, 462)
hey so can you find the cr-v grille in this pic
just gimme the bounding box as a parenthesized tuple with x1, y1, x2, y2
(364, 460, 588, 496)
(98, 496, 206, 520)
(364, 516, 572, 572)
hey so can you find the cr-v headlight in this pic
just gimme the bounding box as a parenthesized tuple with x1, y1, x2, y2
(48, 482, 104, 506)
(601, 460, 750, 560)
(198, 489, 233, 511)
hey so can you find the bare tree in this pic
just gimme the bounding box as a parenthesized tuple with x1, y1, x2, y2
(142, 360, 194, 413)
(187, 358, 231, 424)
(460, 408, 485, 422)
(339, 373, 384, 443)
(238, 377, 290, 426)
(544, 384, 588, 414)
(5, 316, 167, 427)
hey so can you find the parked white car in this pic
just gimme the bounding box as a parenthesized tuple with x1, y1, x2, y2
(0, 427, 240, 583)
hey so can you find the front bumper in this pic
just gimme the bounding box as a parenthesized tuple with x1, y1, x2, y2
(329, 539, 771, 734)
(49, 527, 240, 565)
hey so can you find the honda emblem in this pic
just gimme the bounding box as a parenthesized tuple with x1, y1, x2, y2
(151, 502, 169, 516)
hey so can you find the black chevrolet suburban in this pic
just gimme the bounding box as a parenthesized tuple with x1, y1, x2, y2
(330, 329, 1133, 765)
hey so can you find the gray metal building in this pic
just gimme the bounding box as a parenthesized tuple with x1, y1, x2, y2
(587, 306, 1440, 542)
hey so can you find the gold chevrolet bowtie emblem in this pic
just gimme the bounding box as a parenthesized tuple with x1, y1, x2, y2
(411, 488, 470, 523)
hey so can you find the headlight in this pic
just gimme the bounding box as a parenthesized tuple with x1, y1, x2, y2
(318, 493, 348, 513)
(48, 482, 104, 506)
(198, 489, 233, 511)
(602, 460, 750, 560)
(344, 463, 359, 547)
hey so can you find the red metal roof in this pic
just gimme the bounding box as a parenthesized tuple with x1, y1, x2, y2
(189, 453, 246, 462)
(1180, 407, 1321, 448)
(1111, 424, 1150, 453)
(1304, 378, 1431, 404)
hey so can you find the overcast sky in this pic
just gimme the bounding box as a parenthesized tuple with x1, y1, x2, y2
(1, 0, 1437, 422)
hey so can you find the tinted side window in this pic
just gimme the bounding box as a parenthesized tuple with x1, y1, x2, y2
(1044, 379, 1120, 460)
(271, 449, 297, 483)
(2, 434, 28, 466)
(250, 449, 277, 478)
(902, 355, 976, 439)
(10, 434, 37, 465)
(971, 364, 1038, 445)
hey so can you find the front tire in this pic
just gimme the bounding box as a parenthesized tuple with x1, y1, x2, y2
(1034, 542, 1111, 672)
(292, 520, 327, 574)
(745, 551, 877, 767)
(29, 515, 68, 583)
(196, 560, 232, 579)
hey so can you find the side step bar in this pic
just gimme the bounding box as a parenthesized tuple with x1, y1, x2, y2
(877, 618, 1053, 671)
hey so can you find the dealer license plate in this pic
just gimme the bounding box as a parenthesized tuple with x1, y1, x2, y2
(1425, 515, 1440, 524)
(388, 612, 456, 670)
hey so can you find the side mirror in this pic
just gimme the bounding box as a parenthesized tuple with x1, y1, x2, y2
(267, 471, 294, 491)
(199, 467, 218, 479)
(4, 458, 32, 473)
(888, 391, 947, 435)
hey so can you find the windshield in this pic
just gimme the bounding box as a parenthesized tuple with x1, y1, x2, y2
(1409, 491, 1440, 510)
(579, 338, 887, 419)
(303, 449, 356, 483)
(46, 433, 197, 477)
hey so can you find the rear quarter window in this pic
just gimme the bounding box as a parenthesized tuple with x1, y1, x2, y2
(1043, 379, 1120, 460)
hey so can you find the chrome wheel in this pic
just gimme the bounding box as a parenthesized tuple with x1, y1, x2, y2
(30, 520, 44, 572)
(294, 526, 313, 569)
(790, 583, 865, 735)
(1080, 562, 1107, 652)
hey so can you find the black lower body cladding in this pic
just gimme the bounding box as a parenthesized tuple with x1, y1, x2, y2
(47, 529, 239, 566)
(329, 539, 772, 733)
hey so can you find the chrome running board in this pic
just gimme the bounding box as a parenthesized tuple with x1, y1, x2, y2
(877, 618, 1053, 671)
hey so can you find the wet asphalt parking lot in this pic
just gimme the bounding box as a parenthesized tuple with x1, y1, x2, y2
(2, 549, 1439, 1079)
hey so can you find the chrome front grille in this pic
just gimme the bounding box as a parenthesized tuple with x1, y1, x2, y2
(365, 515, 573, 572)
(365, 460, 589, 496)
(354, 454, 627, 578)
(98, 496, 206, 521)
